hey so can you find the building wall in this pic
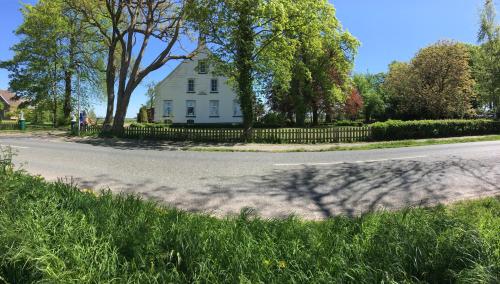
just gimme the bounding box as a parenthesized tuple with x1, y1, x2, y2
(154, 48, 242, 124)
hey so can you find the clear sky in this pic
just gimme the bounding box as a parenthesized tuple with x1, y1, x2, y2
(0, 0, 498, 117)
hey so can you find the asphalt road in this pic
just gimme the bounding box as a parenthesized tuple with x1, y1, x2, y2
(1, 135, 499, 219)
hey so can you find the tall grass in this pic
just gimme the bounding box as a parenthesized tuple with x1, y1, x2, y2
(0, 149, 498, 283)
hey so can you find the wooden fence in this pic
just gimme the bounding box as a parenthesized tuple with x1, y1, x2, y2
(81, 125, 372, 144)
(0, 123, 19, 131)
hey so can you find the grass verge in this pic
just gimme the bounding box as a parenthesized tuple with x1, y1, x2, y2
(0, 150, 499, 282)
(187, 135, 500, 152)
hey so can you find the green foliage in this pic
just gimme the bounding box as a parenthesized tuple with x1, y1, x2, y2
(258, 112, 288, 127)
(383, 41, 476, 119)
(0, 167, 499, 283)
(0, 0, 106, 126)
(137, 106, 149, 123)
(199, 0, 357, 129)
(130, 122, 170, 129)
(473, 0, 500, 117)
(362, 90, 385, 121)
(144, 81, 156, 109)
(265, 0, 359, 125)
(353, 73, 387, 121)
(330, 120, 364, 127)
(371, 119, 500, 141)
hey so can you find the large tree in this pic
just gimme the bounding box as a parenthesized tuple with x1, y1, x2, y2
(108, 0, 196, 133)
(474, 0, 500, 117)
(197, 0, 305, 135)
(353, 73, 386, 122)
(263, 0, 358, 126)
(1, 0, 104, 125)
(70, 0, 197, 132)
(383, 41, 476, 119)
(200, 0, 357, 129)
(69, 0, 122, 129)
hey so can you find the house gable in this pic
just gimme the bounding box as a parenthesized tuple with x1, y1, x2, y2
(0, 90, 21, 109)
(153, 45, 241, 124)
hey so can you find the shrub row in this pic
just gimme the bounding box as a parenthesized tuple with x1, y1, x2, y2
(371, 119, 500, 140)
(129, 122, 171, 128)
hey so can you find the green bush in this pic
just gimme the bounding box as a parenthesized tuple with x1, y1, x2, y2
(0, 158, 498, 282)
(171, 123, 243, 129)
(258, 112, 288, 127)
(130, 122, 170, 129)
(371, 119, 500, 140)
(321, 120, 364, 127)
(137, 106, 149, 123)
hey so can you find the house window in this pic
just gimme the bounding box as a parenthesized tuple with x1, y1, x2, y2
(186, 100, 196, 117)
(187, 79, 195, 93)
(209, 100, 219, 117)
(233, 99, 242, 117)
(210, 79, 218, 93)
(198, 60, 208, 74)
(163, 100, 173, 117)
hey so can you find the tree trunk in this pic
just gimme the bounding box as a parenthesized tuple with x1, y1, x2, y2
(295, 90, 306, 127)
(312, 105, 319, 126)
(325, 110, 332, 123)
(111, 89, 132, 135)
(103, 45, 116, 130)
(63, 70, 72, 121)
(53, 93, 58, 128)
(63, 37, 76, 122)
(235, 4, 255, 140)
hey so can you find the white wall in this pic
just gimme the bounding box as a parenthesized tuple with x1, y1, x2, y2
(154, 48, 242, 124)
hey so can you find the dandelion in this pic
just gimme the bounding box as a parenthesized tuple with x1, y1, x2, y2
(262, 259, 271, 267)
(278, 260, 286, 269)
(82, 188, 98, 197)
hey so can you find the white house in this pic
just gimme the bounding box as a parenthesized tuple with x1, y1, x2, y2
(153, 41, 242, 124)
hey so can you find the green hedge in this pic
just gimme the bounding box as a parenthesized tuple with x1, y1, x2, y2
(129, 122, 171, 128)
(371, 119, 500, 141)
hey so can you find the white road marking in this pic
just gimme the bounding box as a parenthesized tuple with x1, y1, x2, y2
(390, 155, 427, 160)
(273, 155, 427, 167)
(274, 162, 344, 167)
(354, 159, 389, 163)
(0, 144, 29, 149)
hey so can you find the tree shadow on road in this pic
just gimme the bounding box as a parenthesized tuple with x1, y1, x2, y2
(71, 137, 242, 151)
(155, 156, 499, 218)
(56, 156, 500, 219)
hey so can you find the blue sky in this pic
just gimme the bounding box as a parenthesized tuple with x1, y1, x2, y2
(0, 0, 498, 117)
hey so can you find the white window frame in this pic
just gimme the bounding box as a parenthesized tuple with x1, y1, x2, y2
(187, 78, 195, 93)
(186, 100, 196, 117)
(198, 60, 208, 74)
(163, 100, 173, 117)
(233, 99, 242, 117)
(210, 78, 218, 93)
(209, 100, 219, 117)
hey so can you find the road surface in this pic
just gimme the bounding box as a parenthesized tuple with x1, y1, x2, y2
(1, 135, 499, 219)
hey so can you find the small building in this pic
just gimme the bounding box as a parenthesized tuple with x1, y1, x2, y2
(153, 40, 242, 125)
(0, 90, 22, 120)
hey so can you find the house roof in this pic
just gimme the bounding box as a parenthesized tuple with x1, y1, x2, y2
(155, 44, 212, 89)
(0, 90, 22, 107)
